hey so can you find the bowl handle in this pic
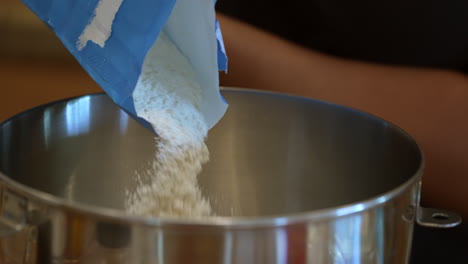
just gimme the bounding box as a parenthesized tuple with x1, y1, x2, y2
(416, 207, 462, 228)
(0, 184, 28, 236)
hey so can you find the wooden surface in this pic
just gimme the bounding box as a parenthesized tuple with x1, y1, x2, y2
(0, 61, 102, 122)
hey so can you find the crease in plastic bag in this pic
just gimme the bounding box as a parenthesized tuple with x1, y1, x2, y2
(20, 0, 228, 133)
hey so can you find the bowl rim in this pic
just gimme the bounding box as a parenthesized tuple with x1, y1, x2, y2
(0, 87, 424, 228)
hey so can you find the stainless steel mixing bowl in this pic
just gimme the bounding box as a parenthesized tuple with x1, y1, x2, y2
(0, 88, 461, 263)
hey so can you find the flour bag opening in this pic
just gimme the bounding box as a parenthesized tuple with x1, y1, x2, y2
(20, 0, 229, 132)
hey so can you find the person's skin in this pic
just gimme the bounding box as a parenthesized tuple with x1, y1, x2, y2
(217, 14, 468, 219)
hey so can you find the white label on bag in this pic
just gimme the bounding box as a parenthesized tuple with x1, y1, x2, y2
(77, 0, 124, 50)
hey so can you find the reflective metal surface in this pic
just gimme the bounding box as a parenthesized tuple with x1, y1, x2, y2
(0, 89, 458, 263)
(417, 207, 462, 228)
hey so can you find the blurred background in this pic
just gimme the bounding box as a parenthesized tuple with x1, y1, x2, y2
(0, 0, 101, 121)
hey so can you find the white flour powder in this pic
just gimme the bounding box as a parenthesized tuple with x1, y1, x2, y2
(125, 32, 213, 218)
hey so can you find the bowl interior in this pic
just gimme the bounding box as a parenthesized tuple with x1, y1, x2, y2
(0, 90, 422, 217)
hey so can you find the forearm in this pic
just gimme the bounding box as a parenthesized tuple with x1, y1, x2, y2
(218, 14, 468, 218)
(218, 14, 467, 107)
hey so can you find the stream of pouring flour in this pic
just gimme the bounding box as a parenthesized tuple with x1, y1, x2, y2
(125, 32, 214, 218)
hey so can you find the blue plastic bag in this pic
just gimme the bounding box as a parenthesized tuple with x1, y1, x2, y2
(21, 0, 228, 132)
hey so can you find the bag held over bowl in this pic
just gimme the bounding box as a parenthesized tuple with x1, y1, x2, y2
(20, 0, 228, 132)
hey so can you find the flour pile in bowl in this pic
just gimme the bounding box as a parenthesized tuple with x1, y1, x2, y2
(125, 32, 213, 218)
